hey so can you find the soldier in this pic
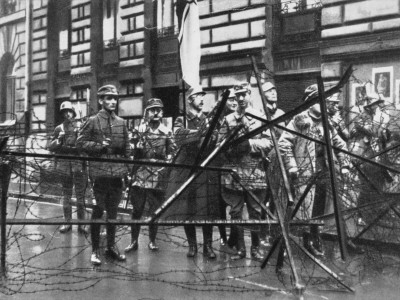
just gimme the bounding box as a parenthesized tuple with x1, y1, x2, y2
(48, 101, 88, 234)
(278, 99, 350, 257)
(76, 85, 130, 265)
(262, 82, 285, 125)
(163, 86, 219, 259)
(124, 98, 176, 253)
(260, 82, 286, 247)
(349, 92, 391, 227)
(218, 88, 238, 247)
(218, 82, 272, 261)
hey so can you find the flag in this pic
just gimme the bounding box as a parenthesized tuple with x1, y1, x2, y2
(176, 0, 201, 88)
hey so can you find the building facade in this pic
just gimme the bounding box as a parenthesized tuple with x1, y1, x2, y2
(1, 0, 399, 141)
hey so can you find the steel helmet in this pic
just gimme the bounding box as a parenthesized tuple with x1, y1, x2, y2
(60, 101, 76, 117)
(308, 104, 322, 120)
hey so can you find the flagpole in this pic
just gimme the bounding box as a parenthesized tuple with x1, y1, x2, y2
(181, 74, 187, 129)
(178, 25, 186, 129)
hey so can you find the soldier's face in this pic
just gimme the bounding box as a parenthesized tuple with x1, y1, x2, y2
(190, 94, 204, 112)
(63, 110, 74, 120)
(264, 88, 277, 102)
(327, 101, 339, 115)
(236, 92, 250, 108)
(226, 97, 238, 112)
(99, 95, 118, 112)
(147, 107, 163, 122)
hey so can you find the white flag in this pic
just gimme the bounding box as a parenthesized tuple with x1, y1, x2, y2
(177, 0, 201, 88)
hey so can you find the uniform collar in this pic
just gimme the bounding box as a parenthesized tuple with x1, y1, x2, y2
(187, 110, 204, 121)
(98, 109, 116, 119)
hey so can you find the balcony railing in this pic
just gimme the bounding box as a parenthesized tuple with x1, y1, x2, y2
(279, 0, 322, 14)
(157, 25, 179, 38)
(0, 0, 17, 17)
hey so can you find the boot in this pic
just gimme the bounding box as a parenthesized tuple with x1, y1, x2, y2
(250, 246, 264, 261)
(218, 225, 227, 246)
(185, 225, 197, 257)
(77, 203, 88, 235)
(60, 205, 72, 233)
(125, 240, 138, 252)
(59, 224, 72, 233)
(105, 246, 126, 261)
(303, 231, 324, 257)
(202, 226, 216, 259)
(125, 224, 140, 253)
(148, 224, 159, 251)
(230, 226, 246, 260)
(203, 242, 216, 259)
(148, 241, 159, 251)
(310, 226, 325, 256)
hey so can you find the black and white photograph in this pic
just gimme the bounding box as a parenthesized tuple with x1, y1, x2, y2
(2, 1, 400, 300)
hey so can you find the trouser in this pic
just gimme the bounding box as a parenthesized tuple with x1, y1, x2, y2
(61, 169, 88, 221)
(91, 177, 123, 251)
(221, 187, 266, 250)
(129, 186, 163, 243)
(184, 224, 213, 247)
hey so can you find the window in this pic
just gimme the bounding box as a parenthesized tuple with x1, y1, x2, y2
(120, 82, 143, 96)
(120, 42, 144, 59)
(72, 27, 90, 44)
(31, 91, 47, 131)
(32, 92, 46, 105)
(118, 81, 144, 117)
(71, 51, 91, 67)
(33, 37, 47, 52)
(32, 59, 47, 74)
(71, 87, 88, 100)
(69, 87, 89, 118)
(33, 0, 48, 10)
(72, 3, 90, 20)
(33, 16, 47, 31)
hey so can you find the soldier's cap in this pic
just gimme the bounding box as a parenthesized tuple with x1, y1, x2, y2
(327, 93, 341, 102)
(144, 98, 164, 110)
(97, 85, 119, 97)
(303, 84, 342, 102)
(187, 86, 206, 99)
(233, 82, 251, 94)
(364, 93, 384, 109)
(227, 88, 236, 98)
(262, 82, 276, 93)
(308, 104, 322, 120)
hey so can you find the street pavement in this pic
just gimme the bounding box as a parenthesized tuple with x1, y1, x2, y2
(1, 198, 400, 300)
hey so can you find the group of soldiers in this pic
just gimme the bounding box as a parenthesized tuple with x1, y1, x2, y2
(49, 80, 391, 266)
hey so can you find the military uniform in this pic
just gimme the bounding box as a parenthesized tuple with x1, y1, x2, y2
(164, 87, 219, 258)
(127, 108, 177, 251)
(48, 102, 87, 234)
(76, 85, 130, 263)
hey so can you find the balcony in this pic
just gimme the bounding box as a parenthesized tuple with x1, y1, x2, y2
(157, 25, 179, 38)
(58, 53, 71, 73)
(0, 1, 16, 17)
